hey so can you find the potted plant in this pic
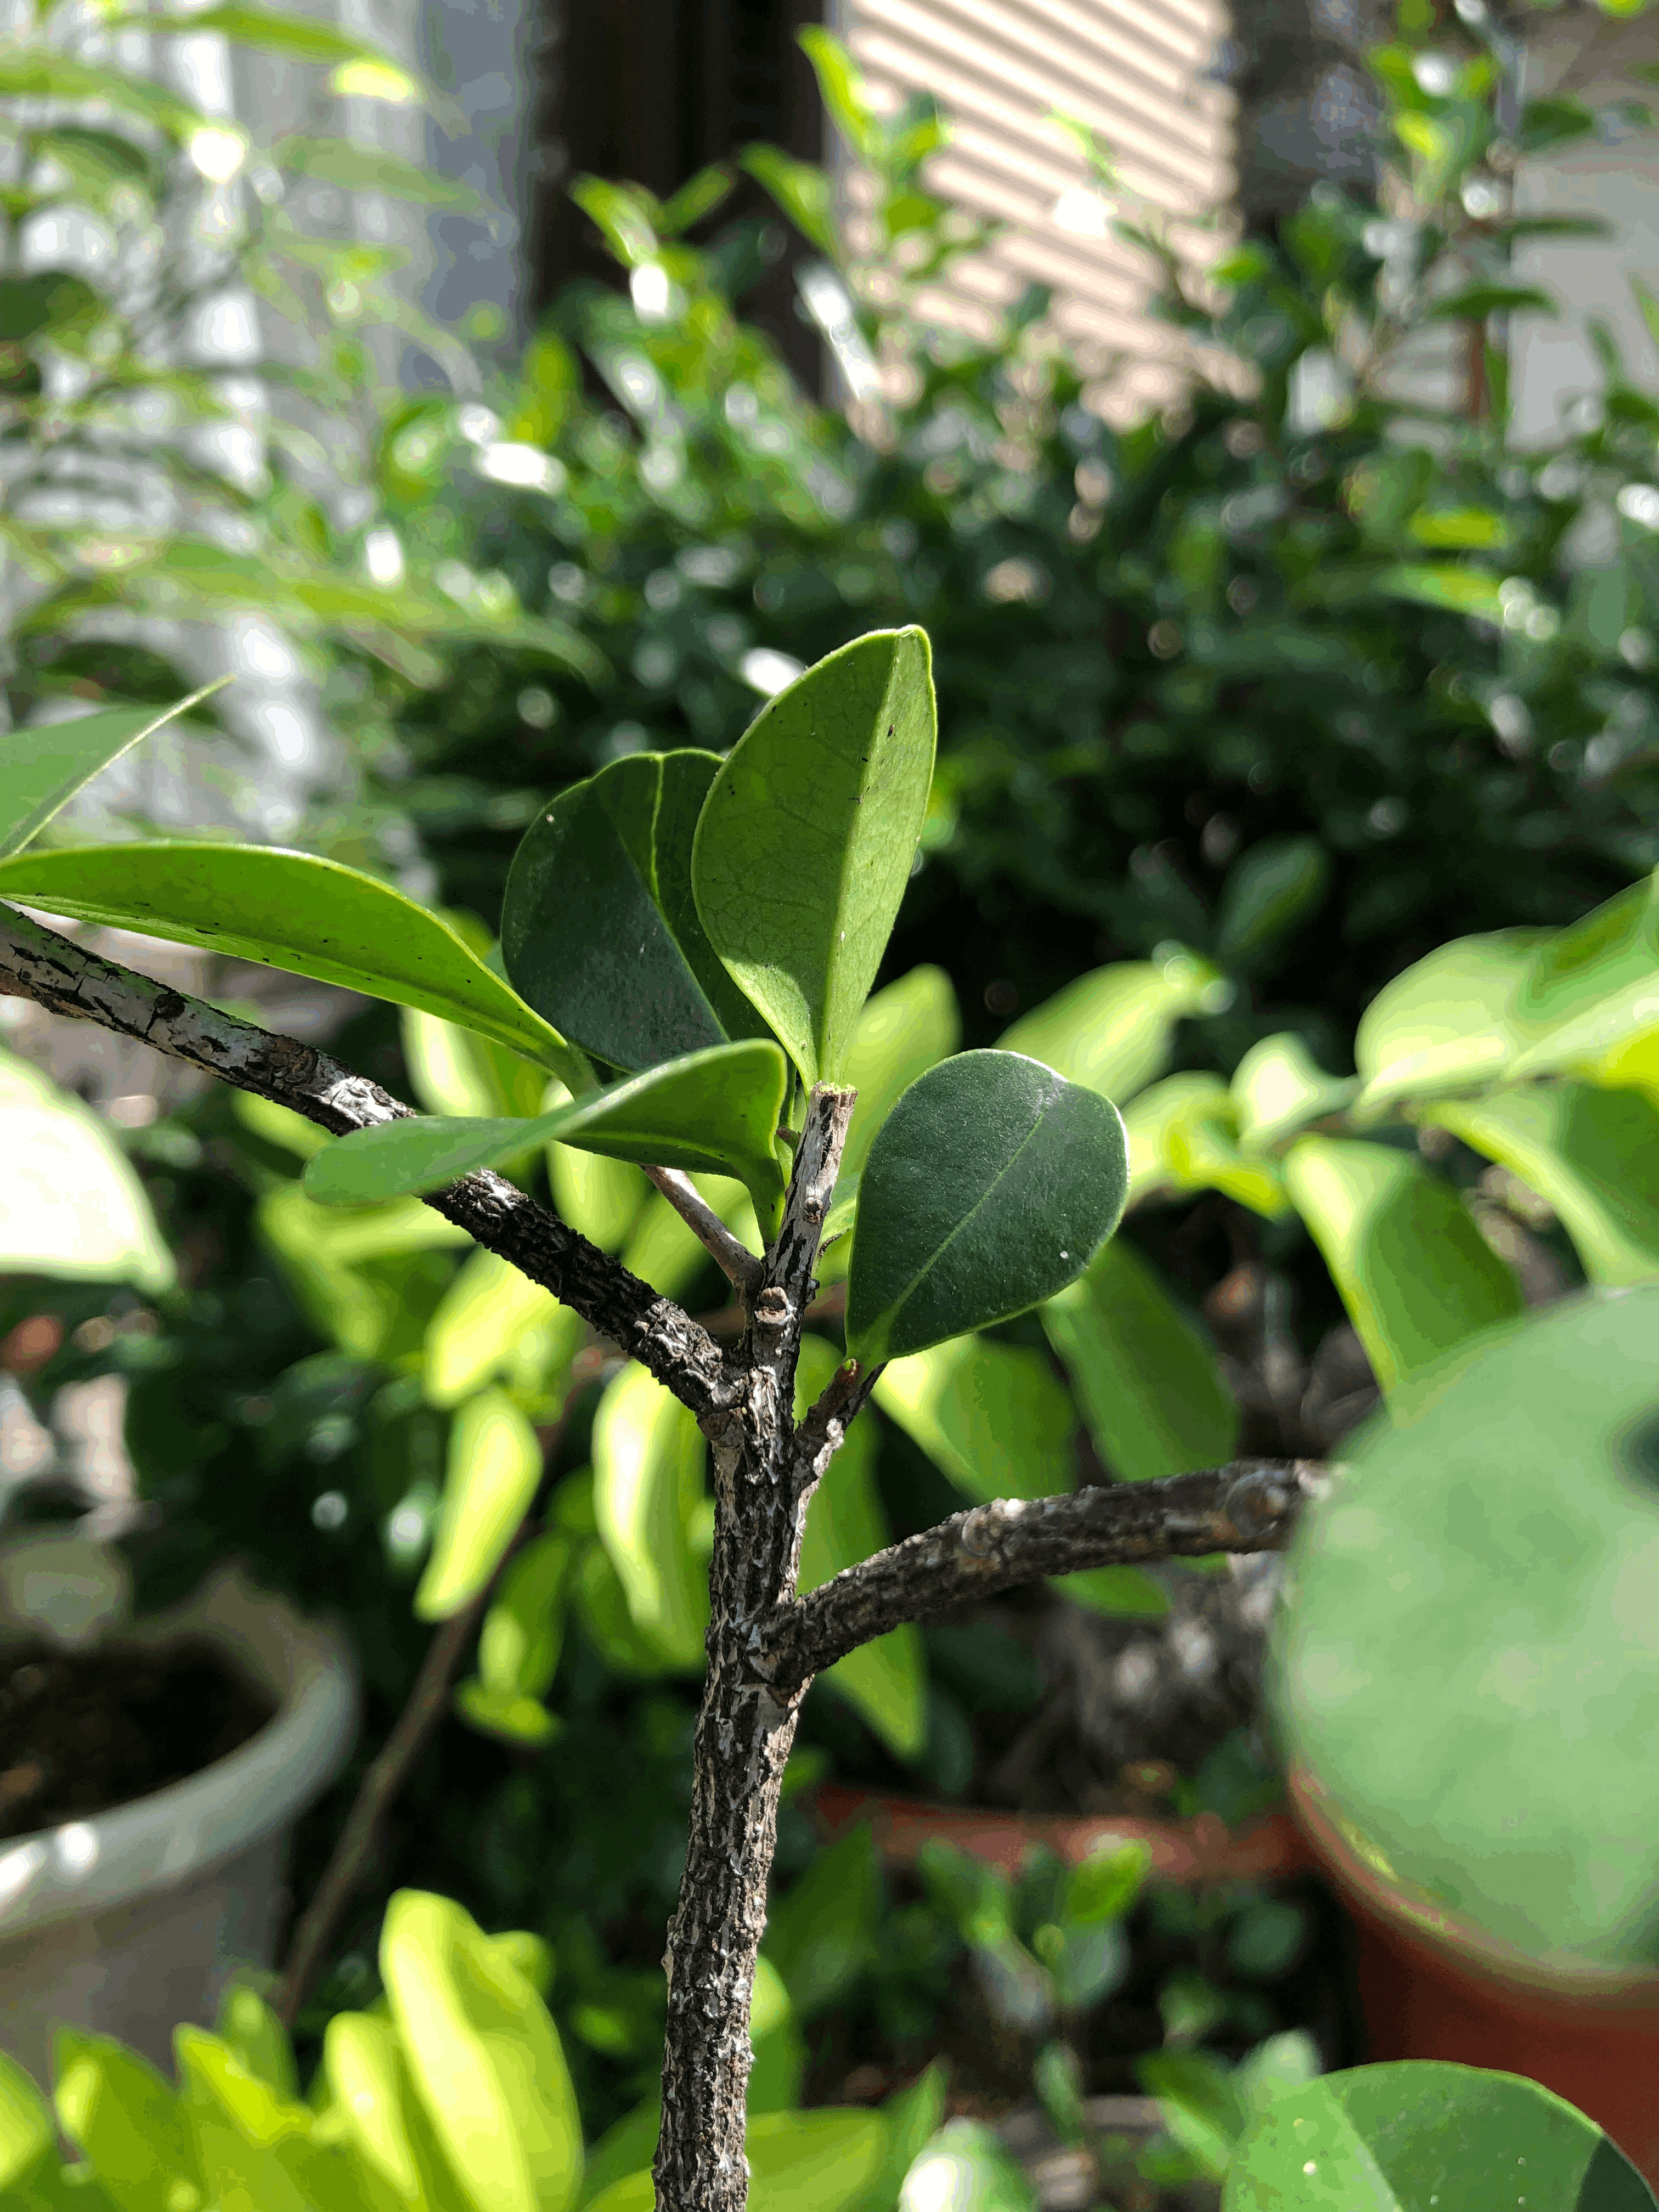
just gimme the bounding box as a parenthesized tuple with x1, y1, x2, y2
(0, 1022, 362, 2085)
(0, 1528, 358, 2088)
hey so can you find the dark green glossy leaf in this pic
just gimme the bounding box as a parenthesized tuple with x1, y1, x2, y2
(1425, 1082, 1659, 1287)
(652, 749, 777, 1042)
(0, 686, 220, 859)
(0, 842, 582, 1084)
(692, 628, 935, 1088)
(1223, 2064, 1656, 2209)
(1043, 1239, 1237, 1483)
(302, 1040, 788, 1218)
(847, 1051, 1128, 1365)
(502, 751, 764, 1074)
(821, 966, 961, 1250)
(1283, 1136, 1522, 1393)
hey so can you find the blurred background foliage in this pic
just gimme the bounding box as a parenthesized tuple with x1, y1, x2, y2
(3, 0, 1658, 2177)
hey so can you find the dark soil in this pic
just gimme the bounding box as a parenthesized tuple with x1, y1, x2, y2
(0, 1637, 277, 1838)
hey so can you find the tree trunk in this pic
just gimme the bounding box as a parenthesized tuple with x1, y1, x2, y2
(652, 1086, 855, 2212)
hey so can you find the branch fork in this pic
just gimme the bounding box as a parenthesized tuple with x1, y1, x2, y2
(0, 901, 1327, 2212)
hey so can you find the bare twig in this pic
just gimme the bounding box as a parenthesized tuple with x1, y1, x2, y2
(642, 1165, 765, 1297)
(654, 1084, 856, 2212)
(0, 902, 730, 1417)
(760, 1461, 1328, 1687)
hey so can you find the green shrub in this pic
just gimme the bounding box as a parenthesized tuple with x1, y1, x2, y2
(374, 18, 1659, 1058)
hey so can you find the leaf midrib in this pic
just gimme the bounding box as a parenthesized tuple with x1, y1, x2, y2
(867, 1076, 1057, 1345)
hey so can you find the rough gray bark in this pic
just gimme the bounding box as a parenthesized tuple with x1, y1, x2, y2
(761, 1462, 1327, 1689)
(0, 900, 1329, 2212)
(653, 1084, 855, 2212)
(0, 902, 729, 1417)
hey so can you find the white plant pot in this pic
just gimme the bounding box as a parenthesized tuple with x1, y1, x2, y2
(0, 1533, 359, 2086)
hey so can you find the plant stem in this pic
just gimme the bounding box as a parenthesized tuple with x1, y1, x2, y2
(653, 1084, 854, 2212)
(641, 1165, 765, 1297)
(761, 1461, 1327, 1686)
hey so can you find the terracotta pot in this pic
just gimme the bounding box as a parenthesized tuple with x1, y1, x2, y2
(0, 1533, 359, 2087)
(1289, 1760, 1659, 2187)
(811, 1780, 1314, 1887)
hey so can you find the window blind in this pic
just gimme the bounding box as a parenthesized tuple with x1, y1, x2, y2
(835, 0, 1236, 416)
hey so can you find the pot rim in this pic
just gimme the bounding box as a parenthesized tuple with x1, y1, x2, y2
(0, 1537, 359, 1942)
(810, 1780, 1314, 1886)
(1288, 1761, 1659, 2011)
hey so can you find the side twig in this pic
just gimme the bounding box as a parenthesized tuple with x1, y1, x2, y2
(759, 1460, 1328, 1687)
(0, 902, 730, 1417)
(642, 1165, 765, 1297)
